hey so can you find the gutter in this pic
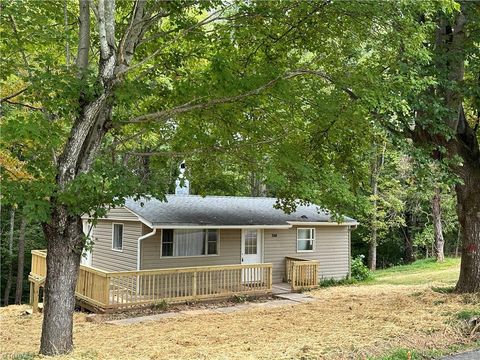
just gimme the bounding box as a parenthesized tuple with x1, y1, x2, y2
(137, 228, 157, 271)
(287, 221, 359, 226)
(149, 224, 292, 229)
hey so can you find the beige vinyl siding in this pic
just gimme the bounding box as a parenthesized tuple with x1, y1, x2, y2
(91, 220, 141, 271)
(103, 206, 139, 220)
(264, 226, 350, 283)
(140, 229, 241, 270)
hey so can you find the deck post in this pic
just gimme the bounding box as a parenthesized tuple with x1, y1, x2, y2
(268, 266, 273, 290)
(32, 282, 39, 314)
(291, 262, 297, 291)
(192, 271, 197, 299)
(104, 275, 111, 308)
(29, 281, 34, 306)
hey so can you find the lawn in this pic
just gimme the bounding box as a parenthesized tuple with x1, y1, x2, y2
(368, 258, 462, 286)
(1, 258, 478, 360)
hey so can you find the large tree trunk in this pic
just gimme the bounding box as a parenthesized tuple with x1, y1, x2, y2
(454, 151, 480, 293)
(3, 208, 15, 306)
(14, 215, 27, 304)
(40, 210, 84, 355)
(431, 187, 445, 262)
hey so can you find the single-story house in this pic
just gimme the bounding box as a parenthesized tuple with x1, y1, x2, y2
(30, 187, 358, 312)
(81, 195, 357, 284)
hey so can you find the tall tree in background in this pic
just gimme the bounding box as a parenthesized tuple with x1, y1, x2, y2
(431, 186, 445, 262)
(2, 208, 15, 306)
(368, 142, 386, 271)
(14, 214, 27, 304)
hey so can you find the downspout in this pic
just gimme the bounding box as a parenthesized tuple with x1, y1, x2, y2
(348, 226, 352, 279)
(137, 228, 157, 271)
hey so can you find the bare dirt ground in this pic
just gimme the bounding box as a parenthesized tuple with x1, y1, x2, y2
(1, 283, 479, 360)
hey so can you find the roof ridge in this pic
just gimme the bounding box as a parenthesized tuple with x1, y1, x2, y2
(165, 194, 279, 200)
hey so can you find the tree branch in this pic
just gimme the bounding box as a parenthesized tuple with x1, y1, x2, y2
(117, 0, 152, 73)
(290, 69, 360, 100)
(124, 68, 359, 124)
(1, 100, 42, 111)
(123, 136, 283, 158)
(118, 6, 231, 76)
(0, 88, 28, 103)
(76, 0, 90, 76)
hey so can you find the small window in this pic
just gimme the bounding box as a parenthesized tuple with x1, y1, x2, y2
(112, 224, 123, 251)
(162, 229, 174, 256)
(206, 230, 218, 255)
(297, 228, 314, 252)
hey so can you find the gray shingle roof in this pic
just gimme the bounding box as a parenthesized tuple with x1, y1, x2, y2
(124, 195, 356, 227)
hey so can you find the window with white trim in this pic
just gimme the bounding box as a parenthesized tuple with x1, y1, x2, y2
(161, 229, 218, 257)
(297, 228, 314, 252)
(112, 224, 123, 251)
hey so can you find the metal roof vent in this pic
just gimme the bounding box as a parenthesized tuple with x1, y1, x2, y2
(175, 161, 190, 196)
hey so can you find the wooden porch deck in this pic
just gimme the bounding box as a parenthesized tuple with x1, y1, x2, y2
(29, 250, 319, 313)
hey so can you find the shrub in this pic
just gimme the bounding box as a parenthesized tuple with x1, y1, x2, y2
(151, 299, 168, 311)
(320, 277, 355, 288)
(351, 255, 371, 281)
(233, 294, 249, 303)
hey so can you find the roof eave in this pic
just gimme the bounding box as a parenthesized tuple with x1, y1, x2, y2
(287, 221, 359, 226)
(150, 224, 293, 229)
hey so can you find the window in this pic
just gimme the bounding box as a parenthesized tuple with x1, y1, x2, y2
(297, 228, 314, 252)
(112, 224, 123, 251)
(207, 230, 218, 255)
(161, 229, 218, 257)
(162, 229, 174, 256)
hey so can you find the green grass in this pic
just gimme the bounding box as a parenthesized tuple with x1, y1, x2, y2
(366, 257, 461, 286)
(369, 348, 421, 360)
(455, 309, 480, 320)
(370, 341, 480, 360)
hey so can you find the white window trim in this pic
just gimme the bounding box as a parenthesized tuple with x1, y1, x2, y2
(111, 223, 124, 252)
(160, 228, 221, 258)
(297, 227, 315, 253)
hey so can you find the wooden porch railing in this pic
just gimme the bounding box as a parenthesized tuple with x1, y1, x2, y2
(30, 250, 273, 312)
(285, 257, 319, 291)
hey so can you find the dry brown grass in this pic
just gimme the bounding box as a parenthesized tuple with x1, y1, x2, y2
(1, 284, 479, 359)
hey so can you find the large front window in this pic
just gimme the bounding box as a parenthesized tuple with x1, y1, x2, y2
(161, 229, 218, 257)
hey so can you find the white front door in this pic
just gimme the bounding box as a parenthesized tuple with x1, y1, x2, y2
(241, 229, 262, 265)
(241, 229, 263, 283)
